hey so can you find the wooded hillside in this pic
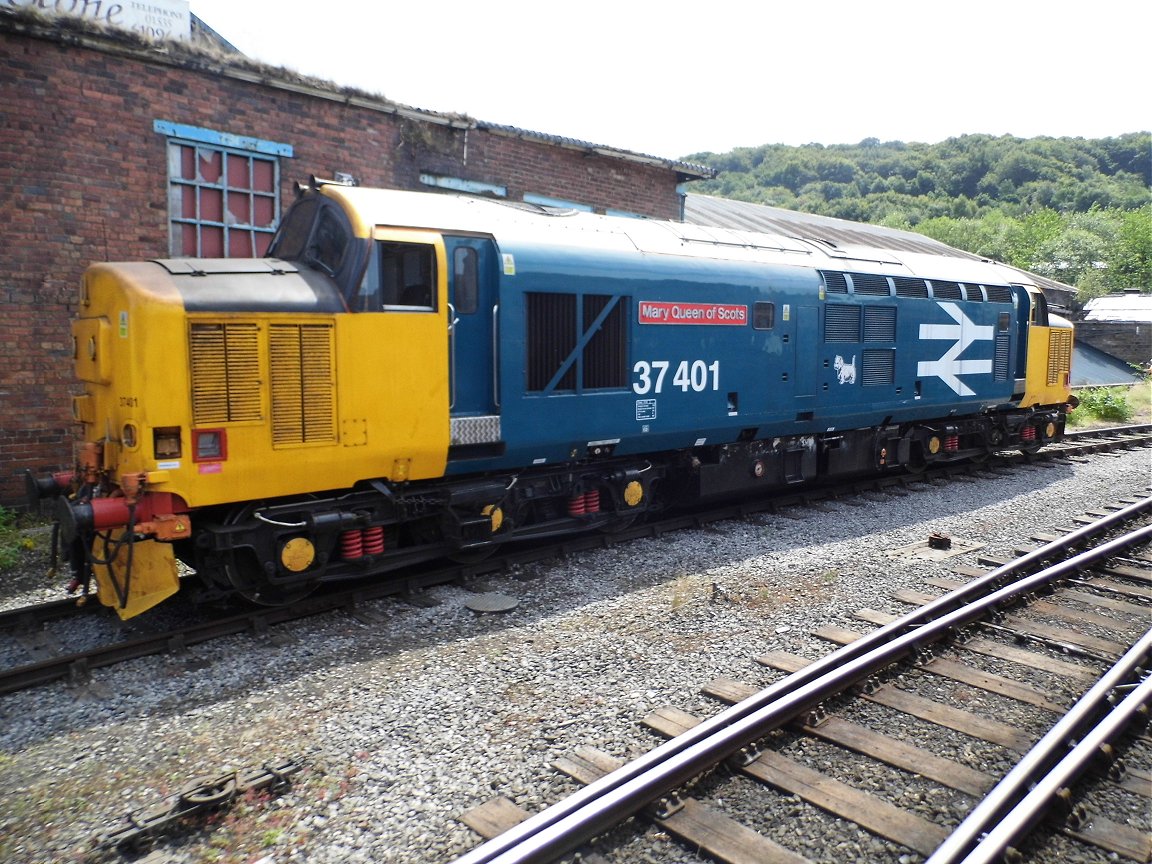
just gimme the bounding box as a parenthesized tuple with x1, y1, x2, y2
(686, 133, 1150, 305)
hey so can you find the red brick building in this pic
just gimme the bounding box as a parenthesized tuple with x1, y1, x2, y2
(0, 9, 711, 507)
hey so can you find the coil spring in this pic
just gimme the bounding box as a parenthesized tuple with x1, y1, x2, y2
(362, 526, 385, 556)
(340, 529, 364, 560)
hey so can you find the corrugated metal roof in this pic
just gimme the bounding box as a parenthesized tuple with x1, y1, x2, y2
(1084, 294, 1152, 322)
(683, 194, 1076, 307)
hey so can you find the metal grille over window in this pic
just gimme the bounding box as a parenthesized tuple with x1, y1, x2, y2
(963, 284, 984, 302)
(824, 304, 862, 342)
(861, 349, 895, 385)
(167, 142, 279, 257)
(270, 324, 336, 445)
(189, 323, 262, 425)
(863, 306, 897, 342)
(849, 273, 892, 296)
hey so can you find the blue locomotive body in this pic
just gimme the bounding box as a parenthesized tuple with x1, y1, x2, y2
(34, 184, 1073, 617)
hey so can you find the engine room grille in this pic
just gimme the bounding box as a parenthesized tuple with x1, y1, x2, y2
(825, 304, 861, 342)
(863, 306, 897, 342)
(1047, 328, 1073, 385)
(270, 323, 336, 445)
(189, 322, 262, 424)
(525, 292, 625, 392)
(861, 349, 895, 386)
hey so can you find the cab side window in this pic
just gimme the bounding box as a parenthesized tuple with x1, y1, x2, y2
(377, 242, 436, 310)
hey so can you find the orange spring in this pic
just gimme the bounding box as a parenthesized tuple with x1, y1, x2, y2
(362, 526, 385, 556)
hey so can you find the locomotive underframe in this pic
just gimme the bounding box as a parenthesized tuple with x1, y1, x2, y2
(185, 403, 1063, 605)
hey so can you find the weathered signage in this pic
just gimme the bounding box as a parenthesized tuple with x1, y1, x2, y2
(6, 0, 192, 40)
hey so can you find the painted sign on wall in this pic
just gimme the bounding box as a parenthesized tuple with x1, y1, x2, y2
(6, 0, 191, 40)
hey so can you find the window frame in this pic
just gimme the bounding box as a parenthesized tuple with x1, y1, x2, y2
(155, 121, 292, 258)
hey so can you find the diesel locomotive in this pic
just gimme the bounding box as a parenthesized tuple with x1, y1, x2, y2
(28, 182, 1075, 618)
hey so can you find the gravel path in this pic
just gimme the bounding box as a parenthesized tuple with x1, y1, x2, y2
(1, 449, 1148, 864)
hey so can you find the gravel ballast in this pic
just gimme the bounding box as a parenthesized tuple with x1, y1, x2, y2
(1, 449, 1149, 864)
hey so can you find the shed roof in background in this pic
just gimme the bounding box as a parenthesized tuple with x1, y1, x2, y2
(1084, 293, 1152, 322)
(683, 194, 1077, 308)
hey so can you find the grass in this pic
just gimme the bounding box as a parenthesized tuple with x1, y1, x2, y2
(0, 506, 42, 570)
(1067, 381, 1152, 428)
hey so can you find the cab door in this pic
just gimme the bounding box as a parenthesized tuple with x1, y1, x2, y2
(445, 236, 501, 453)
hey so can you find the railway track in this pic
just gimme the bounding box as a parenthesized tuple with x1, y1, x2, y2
(1, 426, 1148, 698)
(455, 496, 1152, 864)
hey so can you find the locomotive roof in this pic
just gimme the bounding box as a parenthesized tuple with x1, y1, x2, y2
(322, 185, 1046, 291)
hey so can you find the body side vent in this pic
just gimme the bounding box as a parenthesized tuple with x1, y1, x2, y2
(894, 277, 929, 298)
(863, 306, 897, 342)
(825, 304, 861, 342)
(189, 322, 262, 425)
(270, 323, 336, 445)
(861, 349, 895, 386)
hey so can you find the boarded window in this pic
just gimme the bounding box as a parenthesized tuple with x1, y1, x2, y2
(165, 137, 282, 258)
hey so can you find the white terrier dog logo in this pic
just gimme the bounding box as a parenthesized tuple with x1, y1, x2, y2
(834, 354, 857, 384)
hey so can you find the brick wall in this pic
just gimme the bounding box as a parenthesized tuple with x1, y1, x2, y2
(0, 18, 693, 507)
(1074, 321, 1152, 369)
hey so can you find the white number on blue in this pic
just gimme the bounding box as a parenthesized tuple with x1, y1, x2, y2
(633, 360, 718, 394)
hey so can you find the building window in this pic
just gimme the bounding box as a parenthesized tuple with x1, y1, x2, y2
(155, 121, 293, 258)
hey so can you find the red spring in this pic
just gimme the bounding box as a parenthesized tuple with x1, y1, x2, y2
(584, 489, 600, 514)
(362, 526, 385, 556)
(944, 434, 960, 452)
(340, 529, 364, 560)
(1021, 425, 1037, 441)
(568, 494, 586, 516)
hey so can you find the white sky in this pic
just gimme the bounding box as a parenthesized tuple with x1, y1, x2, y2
(189, 0, 1148, 161)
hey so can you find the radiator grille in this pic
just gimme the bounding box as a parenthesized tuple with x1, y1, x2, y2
(894, 277, 929, 298)
(526, 293, 577, 391)
(821, 271, 849, 294)
(861, 349, 895, 386)
(582, 295, 627, 389)
(526, 292, 625, 392)
(1047, 328, 1073, 385)
(863, 306, 897, 342)
(931, 280, 963, 300)
(825, 304, 861, 342)
(850, 273, 892, 296)
(189, 322, 262, 424)
(984, 284, 1013, 303)
(963, 284, 984, 302)
(270, 323, 336, 445)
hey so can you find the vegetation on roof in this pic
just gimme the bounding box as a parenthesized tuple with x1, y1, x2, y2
(687, 134, 1151, 307)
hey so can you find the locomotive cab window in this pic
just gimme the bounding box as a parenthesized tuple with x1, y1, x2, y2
(377, 242, 436, 311)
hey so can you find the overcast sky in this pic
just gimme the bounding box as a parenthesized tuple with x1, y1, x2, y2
(189, 0, 1148, 161)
